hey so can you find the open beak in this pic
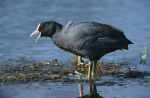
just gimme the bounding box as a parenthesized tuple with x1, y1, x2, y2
(30, 30, 41, 42)
(30, 24, 41, 42)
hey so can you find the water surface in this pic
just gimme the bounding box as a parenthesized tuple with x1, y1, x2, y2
(0, 0, 150, 62)
(0, 0, 150, 97)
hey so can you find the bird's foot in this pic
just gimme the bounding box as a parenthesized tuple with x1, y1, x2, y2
(77, 61, 86, 65)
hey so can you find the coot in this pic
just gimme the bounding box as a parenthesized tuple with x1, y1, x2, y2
(30, 21, 133, 80)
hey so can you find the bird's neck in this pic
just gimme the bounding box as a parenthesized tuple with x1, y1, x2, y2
(55, 23, 62, 33)
(48, 23, 62, 38)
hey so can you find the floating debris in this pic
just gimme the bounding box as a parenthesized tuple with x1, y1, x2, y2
(0, 58, 150, 83)
(124, 68, 144, 78)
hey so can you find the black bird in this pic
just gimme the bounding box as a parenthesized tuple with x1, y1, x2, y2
(30, 21, 133, 80)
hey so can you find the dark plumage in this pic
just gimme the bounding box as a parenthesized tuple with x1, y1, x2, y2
(30, 21, 133, 80)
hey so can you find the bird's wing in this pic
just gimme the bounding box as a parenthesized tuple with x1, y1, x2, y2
(69, 23, 130, 50)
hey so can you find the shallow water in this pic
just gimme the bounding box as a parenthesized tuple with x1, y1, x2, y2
(0, 77, 150, 98)
(0, 0, 150, 97)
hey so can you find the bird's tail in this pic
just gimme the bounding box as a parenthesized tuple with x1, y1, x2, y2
(127, 39, 134, 44)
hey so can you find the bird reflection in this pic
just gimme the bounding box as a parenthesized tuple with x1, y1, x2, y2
(77, 76, 103, 98)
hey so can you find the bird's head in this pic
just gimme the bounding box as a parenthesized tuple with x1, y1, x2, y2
(30, 21, 61, 42)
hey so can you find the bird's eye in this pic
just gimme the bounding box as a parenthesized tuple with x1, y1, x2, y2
(39, 25, 44, 30)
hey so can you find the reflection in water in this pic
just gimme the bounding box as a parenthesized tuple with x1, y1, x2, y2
(77, 76, 103, 98)
(77, 82, 103, 98)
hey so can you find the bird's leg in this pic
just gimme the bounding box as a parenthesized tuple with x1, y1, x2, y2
(78, 56, 91, 67)
(77, 56, 84, 65)
(88, 61, 93, 80)
(91, 60, 97, 79)
(71, 54, 85, 65)
(72, 54, 90, 67)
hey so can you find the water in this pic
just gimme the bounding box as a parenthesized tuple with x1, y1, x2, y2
(0, 0, 150, 62)
(0, 0, 150, 97)
(0, 79, 150, 98)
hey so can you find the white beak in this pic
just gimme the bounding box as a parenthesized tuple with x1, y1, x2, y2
(30, 30, 41, 42)
(30, 24, 41, 42)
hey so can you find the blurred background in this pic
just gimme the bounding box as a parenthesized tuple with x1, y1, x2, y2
(0, 0, 149, 64)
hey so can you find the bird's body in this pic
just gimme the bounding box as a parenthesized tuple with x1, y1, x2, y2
(51, 21, 132, 60)
(30, 21, 133, 80)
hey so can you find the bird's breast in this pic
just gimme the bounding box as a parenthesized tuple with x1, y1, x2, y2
(52, 35, 75, 52)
